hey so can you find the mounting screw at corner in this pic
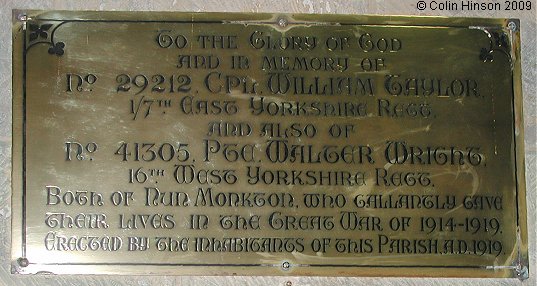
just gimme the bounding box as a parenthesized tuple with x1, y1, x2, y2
(17, 14, 27, 21)
(278, 18, 288, 28)
(282, 261, 291, 270)
(285, 281, 293, 286)
(516, 265, 529, 281)
(508, 21, 517, 32)
(17, 257, 29, 267)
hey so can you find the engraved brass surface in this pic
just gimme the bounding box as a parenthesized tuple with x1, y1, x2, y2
(11, 11, 528, 278)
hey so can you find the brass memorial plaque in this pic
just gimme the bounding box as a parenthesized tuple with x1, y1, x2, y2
(11, 11, 528, 278)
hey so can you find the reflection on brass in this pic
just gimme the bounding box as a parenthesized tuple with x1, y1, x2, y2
(11, 11, 528, 278)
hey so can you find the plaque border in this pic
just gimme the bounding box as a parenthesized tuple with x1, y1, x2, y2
(11, 10, 529, 278)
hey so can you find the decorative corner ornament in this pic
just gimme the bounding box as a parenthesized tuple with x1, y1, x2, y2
(26, 20, 66, 56)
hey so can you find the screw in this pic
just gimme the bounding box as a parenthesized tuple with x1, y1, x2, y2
(282, 261, 290, 270)
(285, 281, 293, 286)
(278, 18, 288, 28)
(17, 258, 29, 267)
(508, 21, 517, 32)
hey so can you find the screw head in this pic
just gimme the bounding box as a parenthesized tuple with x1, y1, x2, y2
(282, 261, 290, 270)
(17, 257, 29, 267)
(508, 21, 517, 32)
(285, 281, 293, 286)
(278, 18, 288, 28)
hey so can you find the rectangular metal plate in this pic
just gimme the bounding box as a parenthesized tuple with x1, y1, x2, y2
(11, 11, 528, 278)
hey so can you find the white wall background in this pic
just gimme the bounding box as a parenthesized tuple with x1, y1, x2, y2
(1, 1, 535, 285)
